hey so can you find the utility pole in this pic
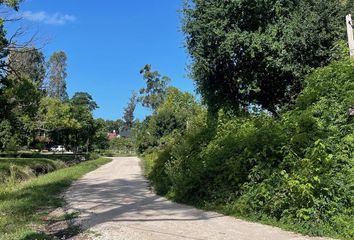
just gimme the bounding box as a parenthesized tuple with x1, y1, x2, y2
(346, 14, 354, 57)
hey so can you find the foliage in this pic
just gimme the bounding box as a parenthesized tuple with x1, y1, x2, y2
(135, 87, 202, 154)
(182, 0, 354, 113)
(33, 93, 100, 152)
(0, 76, 41, 149)
(104, 119, 125, 133)
(91, 118, 110, 150)
(0, 10, 44, 151)
(0, 121, 13, 151)
(38, 97, 80, 132)
(138, 64, 170, 111)
(8, 48, 46, 89)
(0, 0, 22, 10)
(143, 59, 354, 239)
(123, 92, 137, 130)
(108, 137, 135, 155)
(69, 92, 98, 152)
(0, 16, 98, 152)
(47, 51, 68, 101)
(71, 92, 98, 111)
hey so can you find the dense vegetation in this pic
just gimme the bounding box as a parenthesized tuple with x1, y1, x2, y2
(1, 0, 353, 239)
(0, 0, 102, 153)
(0, 1, 136, 155)
(182, 0, 353, 114)
(140, 58, 354, 240)
(135, 1, 354, 239)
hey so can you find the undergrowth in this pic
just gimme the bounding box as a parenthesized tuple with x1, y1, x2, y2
(142, 59, 354, 239)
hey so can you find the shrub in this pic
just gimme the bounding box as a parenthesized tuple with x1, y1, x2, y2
(144, 59, 354, 239)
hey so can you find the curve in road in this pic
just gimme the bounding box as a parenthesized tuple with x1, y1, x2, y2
(65, 157, 329, 240)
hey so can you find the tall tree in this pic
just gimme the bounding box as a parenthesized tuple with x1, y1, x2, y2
(37, 97, 80, 146)
(8, 48, 46, 89)
(70, 92, 98, 152)
(0, 0, 41, 150)
(123, 92, 137, 130)
(71, 92, 98, 111)
(47, 51, 68, 101)
(183, 0, 354, 114)
(91, 118, 109, 150)
(138, 64, 170, 111)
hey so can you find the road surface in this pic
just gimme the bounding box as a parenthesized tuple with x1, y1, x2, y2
(65, 157, 329, 240)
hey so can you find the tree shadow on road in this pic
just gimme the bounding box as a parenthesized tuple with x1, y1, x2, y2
(64, 173, 223, 238)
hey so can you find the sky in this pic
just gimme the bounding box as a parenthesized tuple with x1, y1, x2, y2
(5, 0, 196, 120)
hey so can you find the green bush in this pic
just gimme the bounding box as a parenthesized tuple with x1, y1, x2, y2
(108, 138, 135, 155)
(135, 87, 203, 154)
(231, 59, 354, 238)
(144, 59, 354, 239)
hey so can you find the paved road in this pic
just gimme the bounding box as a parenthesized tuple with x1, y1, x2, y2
(65, 157, 328, 240)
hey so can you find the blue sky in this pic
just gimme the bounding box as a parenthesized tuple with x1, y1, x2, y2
(6, 0, 195, 120)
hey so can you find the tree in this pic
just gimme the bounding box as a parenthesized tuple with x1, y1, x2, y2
(91, 118, 109, 150)
(8, 48, 46, 89)
(70, 92, 98, 152)
(0, 0, 22, 77)
(0, 120, 19, 152)
(182, 0, 354, 114)
(0, 1, 43, 150)
(37, 97, 80, 145)
(123, 92, 137, 130)
(0, 0, 22, 10)
(2, 50, 43, 150)
(0, 8, 13, 119)
(135, 87, 202, 153)
(138, 64, 170, 111)
(71, 92, 98, 111)
(47, 51, 68, 101)
(2, 76, 41, 147)
(105, 119, 124, 133)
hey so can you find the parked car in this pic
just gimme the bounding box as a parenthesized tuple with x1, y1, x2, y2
(50, 145, 66, 152)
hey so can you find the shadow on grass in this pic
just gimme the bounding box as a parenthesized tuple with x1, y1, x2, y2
(20, 233, 50, 240)
(0, 158, 111, 239)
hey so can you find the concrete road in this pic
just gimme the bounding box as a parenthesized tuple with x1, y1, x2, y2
(65, 157, 329, 240)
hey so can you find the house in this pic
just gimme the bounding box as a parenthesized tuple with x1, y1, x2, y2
(107, 130, 118, 141)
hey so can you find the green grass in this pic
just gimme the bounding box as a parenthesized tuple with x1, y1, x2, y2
(98, 149, 136, 158)
(0, 157, 111, 240)
(140, 152, 158, 177)
(0, 158, 66, 184)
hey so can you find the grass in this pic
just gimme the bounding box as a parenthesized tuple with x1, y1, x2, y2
(98, 149, 136, 158)
(0, 158, 66, 184)
(0, 153, 90, 164)
(0, 157, 111, 240)
(140, 152, 158, 177)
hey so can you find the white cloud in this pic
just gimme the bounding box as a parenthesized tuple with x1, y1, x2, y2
(22, 11, 77, 25)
